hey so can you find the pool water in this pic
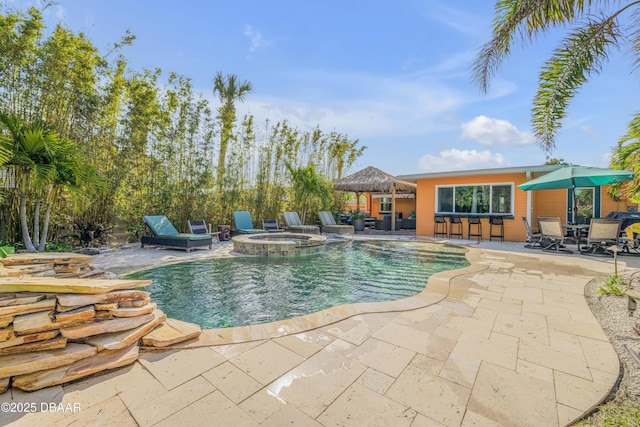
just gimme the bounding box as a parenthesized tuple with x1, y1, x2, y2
(126, 240, 468, 328)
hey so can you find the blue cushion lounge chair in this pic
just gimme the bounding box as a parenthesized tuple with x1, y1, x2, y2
(283, 212, 320, 234)
(233, 211, 267, 234)
(141, 216, 212, 252)
(318, 211, 354, 234)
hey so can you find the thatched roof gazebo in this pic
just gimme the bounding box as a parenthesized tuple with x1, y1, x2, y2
(334, 166, 417, 231)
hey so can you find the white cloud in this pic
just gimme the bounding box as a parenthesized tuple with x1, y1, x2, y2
(239, 72, 467, 139)
(460, 115, 534, 147)
(424, 3, 488, 38)
(244, 25, 271, 52)
(579, 124, 600, 138)
(418, 148, 510, 172)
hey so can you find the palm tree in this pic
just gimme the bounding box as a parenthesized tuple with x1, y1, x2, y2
(0, 111, 103, 251)
(0, 112, 57, 251)
(286, 162, 332, 224)
(471, 1, 635, 150)
(472, 1, 640, 198)
(213, 72, 252, 193)
(36, 138, 103, 251)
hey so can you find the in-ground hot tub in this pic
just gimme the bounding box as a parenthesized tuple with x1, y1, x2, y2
(232, 233, 327, 256)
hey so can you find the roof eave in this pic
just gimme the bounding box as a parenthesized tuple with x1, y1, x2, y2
(396, 164, 564, 182)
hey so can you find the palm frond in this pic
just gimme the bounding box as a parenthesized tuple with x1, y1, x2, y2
(611, 111, 640, 200)
(472, 0, 593, 92)
(532, 16, 620, 151)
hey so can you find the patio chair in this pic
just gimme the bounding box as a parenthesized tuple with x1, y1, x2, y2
(233, 211, 267, 234)
(141, 215, 212, 252)
(318, 211, 354, 234)
(262, 219, 284, 233)
(621, 223, 640, 254)
(580, 218, 622, 255)
(538, 216, 573, 253)
(522, 217, 542, 249)
(282, 212, 320, 234)
(188, 219, 221, 243)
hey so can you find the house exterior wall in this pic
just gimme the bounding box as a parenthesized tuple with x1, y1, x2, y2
(415, 171, 633, 242)
(416, 172, 528, 241)
(370, 197, 415, 219)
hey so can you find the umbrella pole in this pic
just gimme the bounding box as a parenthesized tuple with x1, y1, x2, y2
(572, 180, 578, 224)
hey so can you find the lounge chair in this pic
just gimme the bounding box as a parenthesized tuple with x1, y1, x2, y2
(233, 211, 267, 234)
(141, 215, 212, 252)
(318, 211, 354, 234)
(580, 218, 622, 255)
(522, 217, 542, 249)
(282, 212, 320, 234)
(262, 219, 284, 233)
(538, 216, 572, 253)
(188, 219, 221, 243)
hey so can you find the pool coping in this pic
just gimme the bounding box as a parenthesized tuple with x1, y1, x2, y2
(142, 242, 487, 350)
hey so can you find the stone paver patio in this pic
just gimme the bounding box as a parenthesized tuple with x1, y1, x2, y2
(0, 241, 626, 426)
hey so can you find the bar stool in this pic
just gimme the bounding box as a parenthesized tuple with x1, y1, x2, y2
(489, 216, 504, 241)
(434, 215, 447, 238)
(468, 217, 482, 241)
(449, 216, 463, 239)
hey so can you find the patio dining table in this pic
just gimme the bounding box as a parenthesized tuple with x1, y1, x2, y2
(562, 223, 590, 251)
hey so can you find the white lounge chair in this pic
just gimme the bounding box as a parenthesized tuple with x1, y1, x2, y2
(282, 212, 320, 234)
(318, 211, 354, 234)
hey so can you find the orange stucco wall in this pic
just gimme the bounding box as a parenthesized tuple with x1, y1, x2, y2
(370, 197, 416, 219)
(416, 172, 529, 241)
(415, 172, 634, 242)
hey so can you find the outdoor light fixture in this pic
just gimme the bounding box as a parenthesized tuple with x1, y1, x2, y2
(629, 295, 638, 317)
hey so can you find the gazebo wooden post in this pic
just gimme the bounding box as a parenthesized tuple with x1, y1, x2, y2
(391, 185, 396, 232)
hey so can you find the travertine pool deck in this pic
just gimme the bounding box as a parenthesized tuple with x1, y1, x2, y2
(1, 239, 628, 426)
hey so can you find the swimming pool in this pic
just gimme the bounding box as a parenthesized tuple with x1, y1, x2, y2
(126, 240, 468, 328)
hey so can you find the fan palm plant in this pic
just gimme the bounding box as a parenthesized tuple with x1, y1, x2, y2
(0, 110, 103, 251)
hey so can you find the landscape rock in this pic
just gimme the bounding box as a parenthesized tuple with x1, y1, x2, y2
(0, 336, 67, 356)
(57, 290, 150, 307)
(0, 316, 12, 328)
(12, 343, 139, 391)
(60, 313, 154, 339)
(111, 302, 156, 318)
(0, 330, 59, 350)
(86, 309, 166, 351)
(0, 298, 56, 317)
(0, 343, 96, 378)
(0, 294, 45, 307)
(54, 306, 95, 323)
(142, 317, 202, 348)
(13, 310, 93, 335)
(0, 278, 151, 294)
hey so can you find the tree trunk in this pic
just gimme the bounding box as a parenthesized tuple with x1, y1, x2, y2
(37, 204, 51, 252)
(19, 193, 37, 252)
(33, 198, 40, 247)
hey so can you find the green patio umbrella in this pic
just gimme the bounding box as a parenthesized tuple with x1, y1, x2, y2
(518, 165, 634, 223)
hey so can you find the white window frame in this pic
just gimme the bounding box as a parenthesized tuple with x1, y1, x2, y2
(435, 182, 515, 215)
(379, 197, 392, 213)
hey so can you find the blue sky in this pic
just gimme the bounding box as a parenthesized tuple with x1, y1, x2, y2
(14, 0, 640, 175)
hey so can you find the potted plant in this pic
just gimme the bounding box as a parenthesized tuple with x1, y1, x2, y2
(352, 211, 366, 232)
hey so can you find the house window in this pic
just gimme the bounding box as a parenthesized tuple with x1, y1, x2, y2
(436, 183, 513, 215)
(379, 197, 392, 213)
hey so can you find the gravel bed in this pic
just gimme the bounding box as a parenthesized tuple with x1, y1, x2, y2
(584, 272, 640, 402)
